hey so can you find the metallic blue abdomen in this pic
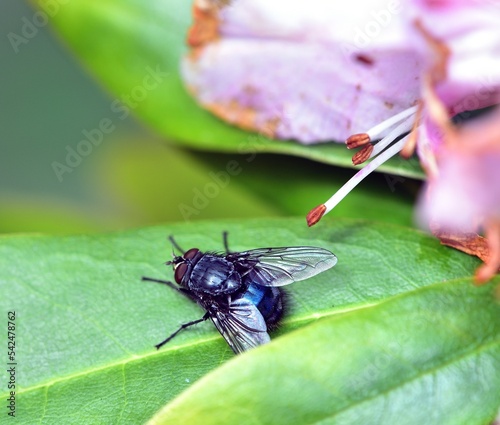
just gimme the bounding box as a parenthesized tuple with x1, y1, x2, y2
(243, 283, 284, 327)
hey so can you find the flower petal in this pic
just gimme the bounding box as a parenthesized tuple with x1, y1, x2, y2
(182, 0, 422, 143)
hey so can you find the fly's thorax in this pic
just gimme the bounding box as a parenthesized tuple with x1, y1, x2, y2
(188, 254, 242, 296)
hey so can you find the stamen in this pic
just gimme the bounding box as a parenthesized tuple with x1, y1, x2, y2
(421, 73, 457, 145)
(308, 106, 419, 225)
(347, 106, 418, 166)
(346, 133, 370, 149)
(307, 133, 410, 225)
(400, 102, 422, 159)
(400, 129, 418, 159)
(306, 204, 326, 227)
(352, 145, 373, 165)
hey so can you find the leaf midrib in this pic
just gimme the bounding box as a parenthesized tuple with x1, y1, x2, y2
(8, 277, 479, 398)
(11, 301, 372, 397)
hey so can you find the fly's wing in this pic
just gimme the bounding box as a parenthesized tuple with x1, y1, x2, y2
(229, 246, 337, 287)
(209, 297, 270, 354)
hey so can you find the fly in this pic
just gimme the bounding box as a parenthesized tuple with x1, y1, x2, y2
(142, 232, 337, 354)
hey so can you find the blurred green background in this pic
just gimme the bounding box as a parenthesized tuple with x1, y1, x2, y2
(0, 1, 419, 235)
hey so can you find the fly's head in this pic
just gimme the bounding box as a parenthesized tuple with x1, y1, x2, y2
(166, 248, 201, 287)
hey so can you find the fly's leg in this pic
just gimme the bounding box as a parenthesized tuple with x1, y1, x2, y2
(143, 276, 208, 349)
(168, 235, 185, 255)
(222, 231, 231, 253)
(155, 312, 210, 350)
(142, 276, 195, 301)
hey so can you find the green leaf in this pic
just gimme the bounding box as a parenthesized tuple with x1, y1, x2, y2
(1, 217, 495, 424)
(0, 201, 98, 234)
(34, 0, 424, 179)
(93, 141, 282, 224)
(150, 279, 500, 425)
(94, 140, 416, 226)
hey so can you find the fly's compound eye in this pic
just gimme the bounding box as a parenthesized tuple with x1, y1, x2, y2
(173, 248, 199, 284)
(184, 248, 199, 260)
(174, 262, 188, 284)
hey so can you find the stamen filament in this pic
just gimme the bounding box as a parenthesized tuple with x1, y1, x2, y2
(322, 134, 410, 215)
(366, 105, 418, 139)
(369, 116, 415, 159)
